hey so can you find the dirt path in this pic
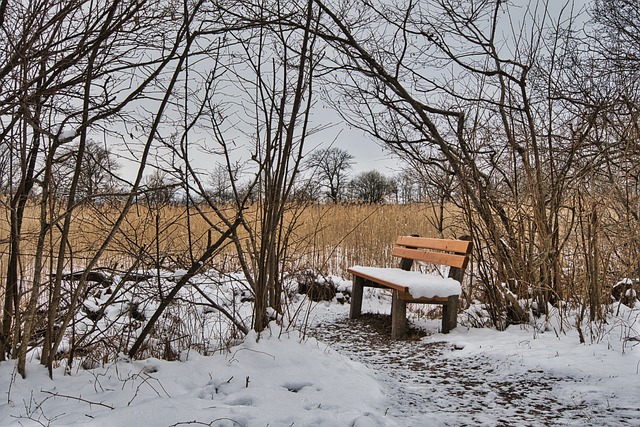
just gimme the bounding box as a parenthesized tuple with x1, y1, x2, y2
(311, 313, 637, 426)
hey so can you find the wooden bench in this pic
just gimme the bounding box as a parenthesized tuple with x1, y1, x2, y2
(348, 235, 472, 339)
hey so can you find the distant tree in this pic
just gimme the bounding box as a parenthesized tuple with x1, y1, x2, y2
(54, 140, 120, 203)
(349, 170, 392, 204)
(391, 169, 422, 204)
(143, 170, 178, 207)
(208, 163, 236, 203)
(306, 147, 354, 202)
(403, 157, 456, 235)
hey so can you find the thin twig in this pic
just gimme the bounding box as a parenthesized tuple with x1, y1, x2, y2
(40, 390, 114, 410)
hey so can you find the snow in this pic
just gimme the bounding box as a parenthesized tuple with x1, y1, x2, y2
(1, 273, 639, 426)
(171, 268, 188, 280)
(54, 125, 77, 141)
(312, 299, 640, 426)
(59, 129, 77, 140)
(1, 329, 390, 427)
(349, 266, 462, 298)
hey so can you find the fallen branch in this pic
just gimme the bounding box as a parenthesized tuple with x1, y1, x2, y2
(41, 390, 114, 410)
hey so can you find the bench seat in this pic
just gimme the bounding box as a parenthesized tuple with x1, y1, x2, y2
(347, 266, 462, 299)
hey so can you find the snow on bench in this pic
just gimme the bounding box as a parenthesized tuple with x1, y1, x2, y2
(348, 235, 472, 339)
(347, 266, 462, 299)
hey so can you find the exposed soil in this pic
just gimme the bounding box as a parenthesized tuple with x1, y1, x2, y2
(311, 313, 639, 426)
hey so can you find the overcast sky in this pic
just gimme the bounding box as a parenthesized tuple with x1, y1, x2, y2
(108, 0, 590, 185)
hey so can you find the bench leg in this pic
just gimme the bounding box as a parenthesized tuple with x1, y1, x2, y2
(442, 295, 459, 333)
(391, 290, 407, 340)
(350, 276, 364, 319)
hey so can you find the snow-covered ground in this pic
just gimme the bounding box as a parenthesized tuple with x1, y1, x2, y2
(1, 274, 639, 426)
(312, 303, 640, 426)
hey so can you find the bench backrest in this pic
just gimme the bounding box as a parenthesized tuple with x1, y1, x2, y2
(393, 235, 472, 281)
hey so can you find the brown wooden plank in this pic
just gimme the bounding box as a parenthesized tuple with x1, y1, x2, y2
(392, 247, 469, 269)
(347, 267, 410, 293)
(395, 236, 472, 254)
(396, 290, 451, 303)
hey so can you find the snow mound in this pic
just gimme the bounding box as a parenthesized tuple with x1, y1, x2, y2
(0, 328, 393, 427)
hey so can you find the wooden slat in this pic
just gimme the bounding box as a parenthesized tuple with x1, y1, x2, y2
(395, 236, 472, 254)
(396, 290, 450, 303)
(392, 247, 469, 269)
(347, 267, 409, 293)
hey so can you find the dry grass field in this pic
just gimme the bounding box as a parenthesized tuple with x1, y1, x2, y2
(0, 202, 466, 280)
(291, 203, 466, 274)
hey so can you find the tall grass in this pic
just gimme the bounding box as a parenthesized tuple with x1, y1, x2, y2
(0, 202, 463, 280)
(294, 203, 464, 274)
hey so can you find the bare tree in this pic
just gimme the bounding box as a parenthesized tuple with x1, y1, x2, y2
(394, 156, 456, 235)
(224, 0, 320, 333)
(348, 169, 392, 204)
(591, 0, 640, 79)
(143, 169, 179, 207)
(53, 140, 121, 203)
(306, 147, 354, 202)
(574, 0, 640, 318)
(148, 0, 322, 334)
(0, 0, 226, 377)
(208, 163, 238, 203)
